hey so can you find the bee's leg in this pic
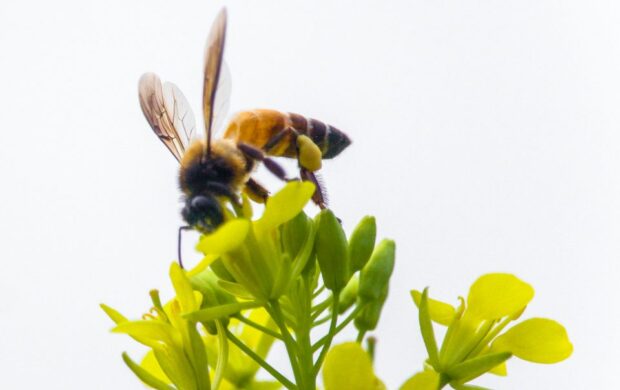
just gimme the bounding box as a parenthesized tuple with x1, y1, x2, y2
(300, 168, 328, 209)
(245, 178, 270, 203)
(205, 182, 241, 207)
(178, 225, 192, 269)
(238, 142, 289, 181)
(263, 127, 298, 154)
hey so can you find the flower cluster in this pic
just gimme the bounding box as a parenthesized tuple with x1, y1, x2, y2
(102, 182, 396, 390)
(102, 183, 572, 390)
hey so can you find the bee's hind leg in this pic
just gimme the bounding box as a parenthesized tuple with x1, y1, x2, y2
(238, 142, 289, 181)
(300, 168, 328, 209)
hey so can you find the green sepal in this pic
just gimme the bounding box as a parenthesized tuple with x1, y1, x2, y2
(354, 284, 389, 332)
(348, 216, 376, 273)
(184, 301, 263, 322)
(315, 209, 349, 292)
(445, 352, 512, 382)
(419, 287, 440, 369)
(358, 239, 395, 301)
(217, 279, 254, 300)
(121, 352, 175, 390)
(210, 259, 237, 282)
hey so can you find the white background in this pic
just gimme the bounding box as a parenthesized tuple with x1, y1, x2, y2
(1, 1, 619, 388)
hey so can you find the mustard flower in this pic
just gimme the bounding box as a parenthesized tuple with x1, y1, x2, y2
(403, 273, 573, 389)
(101, 262, 210, 390)
(191, 181, 317, 302)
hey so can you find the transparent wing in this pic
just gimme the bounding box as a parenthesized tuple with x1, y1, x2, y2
(138, 72, 195, 162)
(211, 61, 231, 135)
(163, 81, 198, 147)
(203, 8, 227, 155)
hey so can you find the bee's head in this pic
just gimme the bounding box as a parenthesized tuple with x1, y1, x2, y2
(182, 194, 223, 232)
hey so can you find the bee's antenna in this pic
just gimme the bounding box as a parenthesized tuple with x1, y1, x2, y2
(177, 225, 191, 269)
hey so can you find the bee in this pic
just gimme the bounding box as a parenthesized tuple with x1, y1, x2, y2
(138, 8, 350, 260)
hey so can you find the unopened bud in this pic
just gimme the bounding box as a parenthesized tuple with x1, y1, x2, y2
(358, 239, 395, 302)
(315, 209, 349, 292)
(348, 216, 376, 273)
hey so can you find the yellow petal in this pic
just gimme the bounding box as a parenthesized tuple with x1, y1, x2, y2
(323, 342, 382, 390)
(256, 181, 315, 232)
(492, 318, 573, 363)
(113, 320, 179, 348)
(169, 262, 198, 313)
(489, 361, 507, 376)
(140, 350, 171, 384)
(467, 273, 534, 320)
(187, 253, 219, 277)
(196, 219, 250, 255)
(100, 303, 128, 325)
(399, 370, 440, 390)
(411, 290, 456, 326)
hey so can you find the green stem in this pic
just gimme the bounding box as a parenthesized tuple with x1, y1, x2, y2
(297, 315, 315, 390)
(311, 314, 332, 327)
(212, 320, 228, 390)
(312, 293, 340, 376)
(312, 284, 326, 299)
(224, 328, 296, 390)
(356, 329, 366, 343)
(310, 296, 333, 321)
(233, 313, 284, 340)
(311, 303, 364, 352)
(268, 300, 303, 388)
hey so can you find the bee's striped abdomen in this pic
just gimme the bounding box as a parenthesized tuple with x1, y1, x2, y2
(223, 109, 351, 160)
(286, 113, 350, 159)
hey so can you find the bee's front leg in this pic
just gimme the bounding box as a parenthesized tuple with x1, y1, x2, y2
(244, 177, 270, 204)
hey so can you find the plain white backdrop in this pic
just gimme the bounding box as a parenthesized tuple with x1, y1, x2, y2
(1, 0, 619, 388)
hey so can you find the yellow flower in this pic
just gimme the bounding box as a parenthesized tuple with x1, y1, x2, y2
(194, 181, 317, 302)
(101, 262, 210, 390)
(405, 273, 573, 389)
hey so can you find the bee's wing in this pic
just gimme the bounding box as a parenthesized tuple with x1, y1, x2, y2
(163, 81, 198, 145)
(203, 7, 227, 156)
(138, 73, 196, 162)
(211, 61, 231, 136)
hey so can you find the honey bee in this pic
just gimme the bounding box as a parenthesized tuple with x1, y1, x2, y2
(138, 8, 350, 255)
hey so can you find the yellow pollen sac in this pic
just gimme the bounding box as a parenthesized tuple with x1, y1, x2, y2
(297, 135, 323, 172)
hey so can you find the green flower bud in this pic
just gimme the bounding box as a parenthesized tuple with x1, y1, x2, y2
(358, 239, 396, 302)
(338, 276, 359, 314)
(348, 216, 376, 273)
(354, 284, 389, 332)
(315, 209, 349, 292)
